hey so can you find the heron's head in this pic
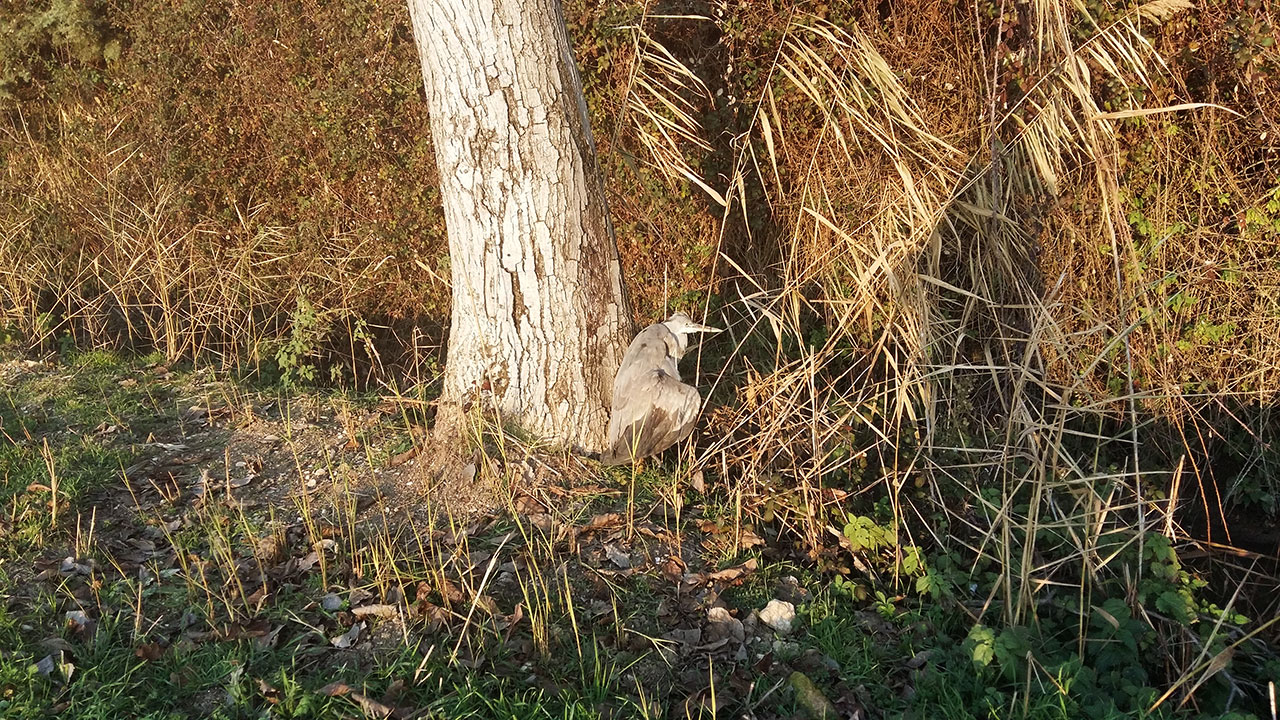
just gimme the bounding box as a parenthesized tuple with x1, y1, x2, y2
(661, 312, 721, 359)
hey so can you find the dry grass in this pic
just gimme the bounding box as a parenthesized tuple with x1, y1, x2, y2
(601, 0, 1280, 706)
(0, 0, 448, 375)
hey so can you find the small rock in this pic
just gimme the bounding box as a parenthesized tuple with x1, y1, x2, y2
(758, 599, 797, 634)
(776, 575, 812, 604)
(321, 593, 344, 611)
(65, 610, 96, 637)
(771, 639, 802, 658)
(704, 607, 745, 645)
(34, 650, 76, 684)
(59, 557, 92, 576)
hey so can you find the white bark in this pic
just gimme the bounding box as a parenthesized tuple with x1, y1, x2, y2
(407, 0, 632, 450)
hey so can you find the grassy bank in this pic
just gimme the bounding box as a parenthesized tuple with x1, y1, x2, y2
(1, 348, 1275, 719)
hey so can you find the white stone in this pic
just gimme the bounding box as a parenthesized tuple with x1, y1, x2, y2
(758, 599, 797, 635)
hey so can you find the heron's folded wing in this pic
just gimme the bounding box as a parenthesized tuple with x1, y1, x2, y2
(601, 369, 701, 466)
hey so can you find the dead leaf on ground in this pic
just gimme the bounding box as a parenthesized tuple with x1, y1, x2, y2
(322, 681, 403, 718)
(417, 601, 451, 631)
(257, 624, 284, 649)
(39, 637, 73, 654)
(246, 585, 270, 611)
(258, 677, 281, 704)
(603, 544, 631, 569)
(135, 642, 167, 660)
(59, 556, 93, 576)
(352, 604, 398, 620)
(296, 551, 321, 573)
(681, 687, 717, 719)
(663, 627, 702, 648)
(498, 603, 524, 642)
(389, 447, 420, 467)
(471, 594, 498, 615)
(660, 555, 687, 581)
(697, 519, 722, 534)
(581, 512, 622, 532)
(320, 681, 354, 697)
(707, 557, 759, 585)
(383, 679, 407, 704)
(331, 621, 365, 648)
(436, 578, 465, 606)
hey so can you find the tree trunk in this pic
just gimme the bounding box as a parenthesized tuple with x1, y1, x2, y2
(407, 0, 632, 451)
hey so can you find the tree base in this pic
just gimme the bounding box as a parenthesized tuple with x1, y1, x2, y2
(405, 401, 505, 520)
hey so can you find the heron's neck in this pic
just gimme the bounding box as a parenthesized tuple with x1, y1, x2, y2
(667, 332, 688, 360)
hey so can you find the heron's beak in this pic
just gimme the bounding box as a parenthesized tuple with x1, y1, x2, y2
(690, 322, 722, 334)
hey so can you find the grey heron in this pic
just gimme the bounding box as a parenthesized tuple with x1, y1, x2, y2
(601, 312, 721, 466)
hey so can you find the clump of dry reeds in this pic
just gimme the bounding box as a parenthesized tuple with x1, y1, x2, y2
(614, 0, 1278, 706)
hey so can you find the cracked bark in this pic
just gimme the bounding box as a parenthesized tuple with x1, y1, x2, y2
(408, 0, 632, 452)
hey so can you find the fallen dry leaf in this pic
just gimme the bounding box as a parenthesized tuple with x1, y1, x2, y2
(135, 642, 167, 661)
(350, 692, 396, 718)
(471, 594, 498, 615)
(707, 557, 758, 584)
(246, 585, 270, 611)
(320, 681, 353, 697)
(389, 447, 419, 467)
(330, 621, 365, 649)
(352, 604, 398, 620)
(382, 678, 406, 705)
(417, 601, 451, 631)
(258, 677, 281, 704)
(257, 624, 284, 649)
(582, 512, 623, 532)
(320, 681, 399, 719)
(603, 544, 631, 569)
(499, 603, 524, 642)
(437, 578, 465, 606)
(59, 557, 93, 576)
